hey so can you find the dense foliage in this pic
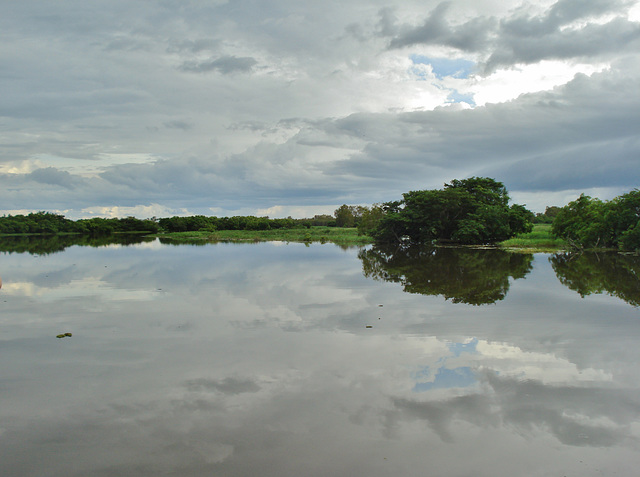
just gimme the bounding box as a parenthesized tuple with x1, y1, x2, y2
(370, 177, 534, 245)
(157, 215, 297, 232)
(0, 212, 160, 235)
(551, 190, 640, 250)
(0, 212, 302, 236)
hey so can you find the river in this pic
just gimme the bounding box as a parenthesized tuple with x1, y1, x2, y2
(1, 238, 639, 476)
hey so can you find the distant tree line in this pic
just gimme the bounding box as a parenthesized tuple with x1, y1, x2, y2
(0, 212, 342, 236)
(533, 206, 561, 224)
(0, 212, 161, 235)
(157, 215, 297, 232)
(0, 210, 367, 237)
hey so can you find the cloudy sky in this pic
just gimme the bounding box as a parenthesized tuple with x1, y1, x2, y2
(2, 0, 639, 218)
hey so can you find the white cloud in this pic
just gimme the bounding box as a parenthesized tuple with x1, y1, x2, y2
(469, 60, 608, 106)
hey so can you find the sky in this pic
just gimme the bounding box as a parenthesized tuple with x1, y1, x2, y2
(1, 0, 639, 219)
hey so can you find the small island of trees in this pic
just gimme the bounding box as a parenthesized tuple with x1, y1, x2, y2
(363, 177, 534, 245)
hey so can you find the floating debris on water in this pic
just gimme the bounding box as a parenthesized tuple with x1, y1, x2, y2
(365, 325, 373, 329)
(56, 332, 72, 338)
(378, 304, 383, 307)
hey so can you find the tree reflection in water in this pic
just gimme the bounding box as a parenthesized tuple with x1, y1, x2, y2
(550, 251, 640, 307)
(359, 245, 534, 305)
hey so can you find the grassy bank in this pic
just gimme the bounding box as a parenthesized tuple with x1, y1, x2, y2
(499, 224, 566, 252)
(155, 227, 373, 246)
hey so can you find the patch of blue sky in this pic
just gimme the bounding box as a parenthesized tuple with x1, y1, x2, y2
(411, 339, 479, 392)
(410, 55, 475, 80)
(448, 338, 479, 357)
(413, 366, 476, 392)
(447, 89, 476, 106)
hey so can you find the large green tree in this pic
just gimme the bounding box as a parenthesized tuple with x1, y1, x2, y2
(371, 177, 533, 245)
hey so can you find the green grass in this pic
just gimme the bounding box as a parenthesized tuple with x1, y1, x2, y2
(499, 224, 566, 251)
(156, 227, 373, 246)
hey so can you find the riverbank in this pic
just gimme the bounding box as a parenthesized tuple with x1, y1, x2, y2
(154, 224, 567, 251)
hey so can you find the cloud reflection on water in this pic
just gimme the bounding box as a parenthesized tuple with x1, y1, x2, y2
(1, 241, 639, 476)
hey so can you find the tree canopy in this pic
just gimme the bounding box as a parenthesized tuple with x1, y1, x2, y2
(371, 177, 534, 245)
(551, 190, 640, 251)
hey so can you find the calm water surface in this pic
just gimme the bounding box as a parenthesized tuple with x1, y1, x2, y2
(1, 239, 639, 476)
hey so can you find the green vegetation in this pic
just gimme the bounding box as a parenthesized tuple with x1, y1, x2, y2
(552, 190, 640, 251)
(157, 215, 295, 232)
(533, 206, 562, 224)
(0, 212, 159, 235)
(369, 177, 534, 245)
(499, 224, 567, 251)
(156, 227, 372, 246)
